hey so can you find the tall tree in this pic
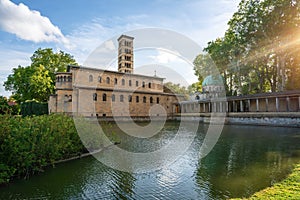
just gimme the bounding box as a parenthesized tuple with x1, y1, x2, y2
(29, 65, 54, 102)
(0, 96, 10, 114)
(163, 82, 189, 99)
(4, 48, 77, 102)
(30, 48, 77, 80)
(4, 66, 35, 102)
(194, 0, 300, 95)
(193, 53, 216, 82)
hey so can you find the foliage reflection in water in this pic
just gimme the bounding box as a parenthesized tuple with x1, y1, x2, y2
(0, 122, 300, 199)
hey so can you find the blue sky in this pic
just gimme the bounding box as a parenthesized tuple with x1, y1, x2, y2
(0, 0, 240, 97)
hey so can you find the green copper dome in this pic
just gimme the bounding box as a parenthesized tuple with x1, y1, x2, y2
(202, 75, 224, 86)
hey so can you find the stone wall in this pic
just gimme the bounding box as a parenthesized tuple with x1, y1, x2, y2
(50, 66, 182, 117)
(175, 112, 300, 127)
(71, 67, 164, 93)
(74, 89, 179, 117)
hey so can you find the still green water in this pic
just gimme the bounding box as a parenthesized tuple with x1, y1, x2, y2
(1, 122, 300, 199)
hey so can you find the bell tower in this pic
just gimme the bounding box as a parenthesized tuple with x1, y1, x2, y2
(118, 35, 134, 73)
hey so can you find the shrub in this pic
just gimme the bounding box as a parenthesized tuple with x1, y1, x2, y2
(0, 114, 86, 184)
(20, 101, 48, 117)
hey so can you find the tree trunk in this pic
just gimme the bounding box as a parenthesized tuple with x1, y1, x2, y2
(277, 56, 282, 91)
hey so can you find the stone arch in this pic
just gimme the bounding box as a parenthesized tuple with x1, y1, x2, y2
(102, 93, 107, 101)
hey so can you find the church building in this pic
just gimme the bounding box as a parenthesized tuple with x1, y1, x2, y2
(48, 35, 184, 118)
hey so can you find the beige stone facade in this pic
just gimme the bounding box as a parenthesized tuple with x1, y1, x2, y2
(49, 34, 184, 118)
(49, 65, 182, 117)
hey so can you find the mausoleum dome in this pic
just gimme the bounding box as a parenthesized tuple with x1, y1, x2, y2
(202, 75, 224, 87)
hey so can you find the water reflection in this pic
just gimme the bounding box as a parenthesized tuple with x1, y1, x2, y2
(0, 123, 299, 199)
(196, 125, 300, 198)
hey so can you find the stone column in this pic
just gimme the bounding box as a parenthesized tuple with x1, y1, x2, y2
(248, 99, 251, 112)
(203, 103, 206, 113)
(256, 98, 259, 112)
(276, 97, 279, 112)
(226, 102, 229, 112)
(240, 100, 244, 112)
(219, 102, 223, 112)
(286, 97, 290, 112)
(265, 98, 269, 112)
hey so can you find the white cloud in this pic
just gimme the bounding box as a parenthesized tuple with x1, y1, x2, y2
(0, 48, 31, 69)
(0, 0, 240, 97)
(0, 71, 11, 97)
(61, 0, 240, 66)
(0, 48, 32, 97)
(104, 40, 116, 51)
(0, 0, 69, 45)
(62, 17, 146, 65)
(137, 49, 198, 86)
(149, 49, 183, 64)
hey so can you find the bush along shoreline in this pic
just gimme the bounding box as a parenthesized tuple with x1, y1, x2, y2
(0, 114, 92, 185)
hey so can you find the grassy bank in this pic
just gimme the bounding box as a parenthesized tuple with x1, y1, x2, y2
(0, 114, 101, 185)
(232, 163, 300, 199)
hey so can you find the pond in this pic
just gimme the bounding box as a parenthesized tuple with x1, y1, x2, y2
(1, 122, 300, 199)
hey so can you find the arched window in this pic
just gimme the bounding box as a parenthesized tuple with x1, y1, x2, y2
(93, 93, 97, 101)
(157, 97, 160, 104)
(122, 79, 125, 86)
(129, 80, 132, 86)
(57, 76, 60, 82)
(63, 76, 66, 82)
(148, 82, 151, 88)
(136, 81, 139, 87)
(106, 77, 110, 84)
(98, 76, 102, 83)
(89, 75, 93, 82)
(102, 93, 107, 101)
(143, 96, 146, 103)
(142, 81, 145, 88)
(150, 97, 153, 103)
(120, 95, 124, 102)
(128, 95, 132, 102)
(136, 96, 139, 103)
(114, 78, 118, 85)
(112, 94, 115, 102)
(68, 76, 72, 82)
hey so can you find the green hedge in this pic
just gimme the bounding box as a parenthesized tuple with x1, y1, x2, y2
(0, 114, 86, 184)
(21, 101, 48, 117)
